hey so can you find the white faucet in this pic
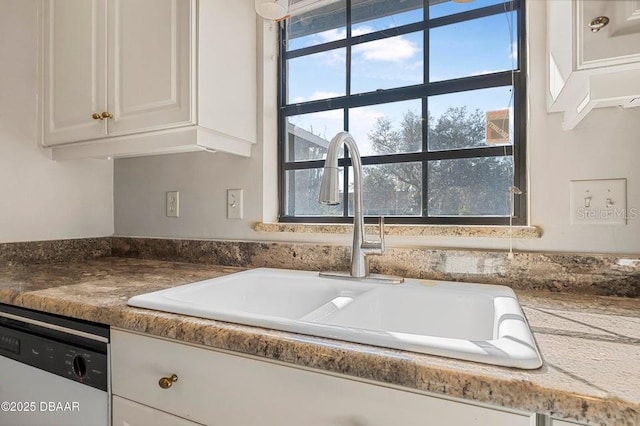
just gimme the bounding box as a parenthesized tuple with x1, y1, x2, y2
(318, 132, 402, 284)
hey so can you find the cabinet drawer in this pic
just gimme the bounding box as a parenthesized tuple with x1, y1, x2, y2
(111, 329, 532, 426)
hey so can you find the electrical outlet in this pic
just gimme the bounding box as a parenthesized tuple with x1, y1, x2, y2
(166, 191, 179, 217)
(570, 179, 627, 225)
(227, 189, 243, 219)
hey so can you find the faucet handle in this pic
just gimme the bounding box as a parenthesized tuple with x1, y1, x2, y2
(363, 216, 385, 255)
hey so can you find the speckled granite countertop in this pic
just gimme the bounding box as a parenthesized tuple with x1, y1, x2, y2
(0, 258, 638, 426)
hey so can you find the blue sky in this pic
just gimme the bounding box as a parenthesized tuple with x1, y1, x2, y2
(286, 0, 517, 156)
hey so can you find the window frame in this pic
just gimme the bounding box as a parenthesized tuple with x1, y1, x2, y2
(277, 0, 527, 226)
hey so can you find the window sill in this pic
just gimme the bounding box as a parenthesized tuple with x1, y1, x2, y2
(254, 222, 541, 239)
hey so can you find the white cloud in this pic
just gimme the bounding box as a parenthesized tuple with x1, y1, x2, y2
(317, 28, 346, 43)
(355, 36, 418, 62)
(316, 27, 417, 63)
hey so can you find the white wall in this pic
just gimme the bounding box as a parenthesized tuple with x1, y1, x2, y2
(0, 0, 113, 243)
(114, 2, 640, 254)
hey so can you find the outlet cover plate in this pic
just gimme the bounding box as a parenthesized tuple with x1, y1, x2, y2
(166, 191, 179, 218)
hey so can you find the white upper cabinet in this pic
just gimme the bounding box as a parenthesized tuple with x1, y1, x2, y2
(107, 0, 193, 136)
(547, 0, 640, 129)
(39, 0, 257, 159)
(578, 0, 640, 68)
(42, 0, 108, 144)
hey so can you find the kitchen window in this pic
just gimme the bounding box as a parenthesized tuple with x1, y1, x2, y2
(278, 0, 526, 225)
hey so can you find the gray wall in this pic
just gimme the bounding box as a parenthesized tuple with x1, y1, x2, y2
(0, 0, 113, 243)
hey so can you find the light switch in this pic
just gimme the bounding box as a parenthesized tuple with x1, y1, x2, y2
(570, 179, 627, 225)
(227, 189, 243, 220)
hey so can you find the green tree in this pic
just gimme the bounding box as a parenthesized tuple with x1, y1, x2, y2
(363, 111, 422, 215)
(363, 107, 513, 217)
(287, 106, 514, 217)
(428, 106, 486, 151)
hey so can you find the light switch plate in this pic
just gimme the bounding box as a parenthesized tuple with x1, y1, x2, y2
(227, 189, 243, 220)
(570, 178, 627, 225)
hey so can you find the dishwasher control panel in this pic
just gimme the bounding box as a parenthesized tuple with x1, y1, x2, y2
(0, 305, 109, 392)
(0, 326, 108, 391)
(0, 333, 20, 353)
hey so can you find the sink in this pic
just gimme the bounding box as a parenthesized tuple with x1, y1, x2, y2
(320, 284, 497, 340)
(129, 269, 368, 329)
(128, 268, 542, 369)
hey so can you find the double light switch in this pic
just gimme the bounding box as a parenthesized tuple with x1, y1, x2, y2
(570, 178, 627, 225)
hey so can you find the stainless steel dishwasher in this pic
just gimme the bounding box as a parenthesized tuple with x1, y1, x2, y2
(0, 303, 109, 426)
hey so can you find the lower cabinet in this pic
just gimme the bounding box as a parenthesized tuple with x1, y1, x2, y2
(112, 396, 202, 426)
(111, 329, 534, 426)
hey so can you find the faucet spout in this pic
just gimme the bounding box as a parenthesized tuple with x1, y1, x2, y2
(319, 132, 389, 280)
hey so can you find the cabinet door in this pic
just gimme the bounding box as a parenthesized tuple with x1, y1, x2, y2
(112, 329, 533, 426)
(578, 0, 640, 68)
(112, 396, 202, 426)
(107, 0, 194, 136)
(41, 0, 108, 146)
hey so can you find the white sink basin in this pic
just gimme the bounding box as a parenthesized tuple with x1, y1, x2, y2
(321, 285, 497, 340)
(128, 268, 542, 369)
(130, 269, 367, 326)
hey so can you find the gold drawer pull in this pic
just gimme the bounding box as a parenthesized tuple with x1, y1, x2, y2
(101, 111, 114, 119)
(158, 373, 178, 389)
(92, 113, 103, 120)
